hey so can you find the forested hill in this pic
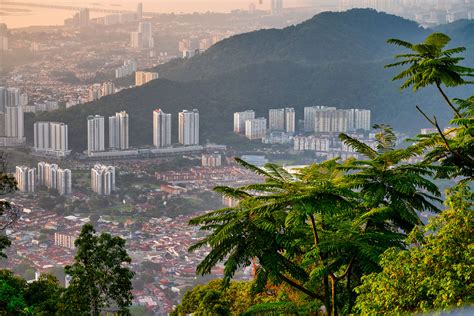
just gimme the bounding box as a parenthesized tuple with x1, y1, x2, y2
(31, 9, 474, 151)
(155, 9, 427, 81)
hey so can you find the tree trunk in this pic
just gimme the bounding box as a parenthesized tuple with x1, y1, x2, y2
(331, 275, 338, 316)
(324, 275, 331, 316)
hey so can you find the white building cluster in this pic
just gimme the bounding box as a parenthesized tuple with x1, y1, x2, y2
(202, 153, 222, 167)
(115, 60, 137, 78)
(131, 22, 154, 49)
(37, 162, 72, 196)
(91, 164, 116, 196)
(33, 122, 70, 157)
(109, 111, 129, 150)
(15, 162, 71, 195)
(304, 106, 371, 133)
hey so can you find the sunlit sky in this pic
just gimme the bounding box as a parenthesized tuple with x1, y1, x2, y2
(1, 0, 330, 28)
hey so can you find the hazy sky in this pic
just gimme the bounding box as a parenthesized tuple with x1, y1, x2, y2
(1, 0, 329, 28)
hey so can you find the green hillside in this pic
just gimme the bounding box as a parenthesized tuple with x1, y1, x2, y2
(29, 9, 474, 151)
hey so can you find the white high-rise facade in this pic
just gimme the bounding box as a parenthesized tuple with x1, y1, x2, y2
(153, 109, 172, 148)
(245, 118, 267, 140)
(233, 110, 255, 134)
(304, 106, 370, 133)
(178, 109, 199, 146)
(57, 168, 72, 196)
(87, 115, 105, 154)
(269, 109, 285, 131)
(34, 122, 70, 157)
(353, 109, 371, 131)
(91, 164, 116, 196)
(139, 22, 154, 48)
(109, 111, 129, 150)
(15, 166, 36, 193)
(101, 82, 115, 97)
(0, 87, 20, 112)
(285, 108, 295, 133)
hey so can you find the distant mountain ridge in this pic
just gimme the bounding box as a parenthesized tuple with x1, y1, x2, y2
(31, 9, 474, 151)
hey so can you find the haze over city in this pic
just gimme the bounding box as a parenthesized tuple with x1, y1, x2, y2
(0, 0, 473, 315)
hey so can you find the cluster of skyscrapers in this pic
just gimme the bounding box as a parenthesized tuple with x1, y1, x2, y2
(0, 87, 26, 146)
(131, 22, 154, 49)
(15, 162, 71, 195)
(87, 111, 129, 155)
(234, 106, 371, 140)
(115, 60, 137, 79)
(91, 164, 116, 196)
(135, 71, 159, 86)
(234, 108, 295, 140)
(152, 108, 200, 147)
(303, 106, 371, 133)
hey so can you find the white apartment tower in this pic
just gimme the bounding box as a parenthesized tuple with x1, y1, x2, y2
(269, 108, 285, 131)
(353, 109, 371, 131)
(34, 122, 69, 157)
(57, 168, 72, 196)
(178, 109, 199, 146)
(15, 166, 36, 193)
(91, 164, 116, 196)
(153, 109, 172, 148)
(139, 22, 154, 48)
(5, 104, 24, 139)
(285, 108, 295, 133)
(109, 111, 129, 150)
(87, 115, 105, 154)
(233, 110, 255, 134)
(245, 118, 267, 140)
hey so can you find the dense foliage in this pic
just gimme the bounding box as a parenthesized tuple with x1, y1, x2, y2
(30, 10, 474, 151)
(355, 184, 473, 313)
(184, 32, 474, 315)
(0, 270, 63, 315)
(63, 224, 135, 315)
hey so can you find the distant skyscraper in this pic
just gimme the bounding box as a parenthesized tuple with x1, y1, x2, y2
(0, 36, 7, 51)
(101, 82, 115, 97)
(135, 71, 159, 86)
(271, 0, 283, 15)
(130, 31, 143, 49)
(109, 111, 129, 150)
(153, 109, 172, 148)
(87, 115, 105, 154)
(91, 164, 116, 196)
(233, 110, 255, 134)
(137, 3, 143, 20)
(5, 104, 24, 140)
(352, 109, 371, 131)
(15, 166, 36, 193)
(57, 168, 72, 196)
(0, 87, 20, 112)
(269, 108, 285, 131)
(34, 122, 69, 157)
(115, 60, 137, 78)
(139, 22, 153, 48)
(245, 118, 267, 140)
(178, 109, 199, 146)
(285, 108, 295, 133)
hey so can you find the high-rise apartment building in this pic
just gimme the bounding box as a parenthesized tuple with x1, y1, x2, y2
(57, 168, 72, 196)
(153, 109, 172, 148)
(34, 122, 70, 157)
(245, 118, 267, 140)
(109, 111, 129, 150)
(87, 115, 105, 154)
(135, 71, 159, 86)
(0, 87, 20, 112)
(5, 105, 24, 143)
(269, 108, 285, 131)
(101, 82, 115, 97)
(15, 166, 36, 193)
(285, 108, 296, 133)
(91, 164, 116, 196)
(233, 110, 255, 134)
(137, 3, 143, 20)
(131, 22, 153, 49)
(178, 109, 199, 146)
(352, 109, 371, 131)
(305, 106, 371, 133)
(37, 162, 71, 195)
(202, 153, 222, 167)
